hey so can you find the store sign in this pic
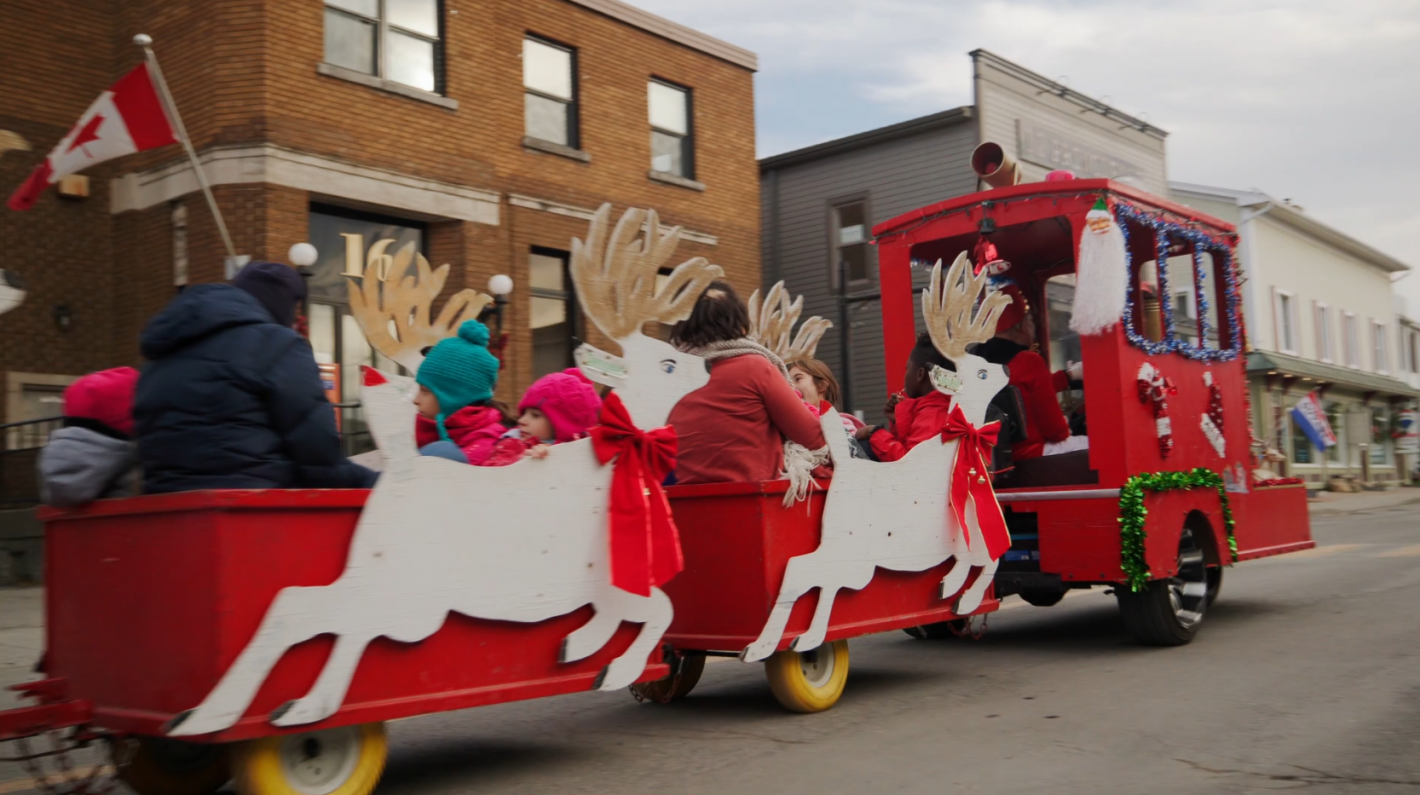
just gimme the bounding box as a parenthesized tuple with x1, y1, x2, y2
(308, 209, 423, 303)
(1398, 409, 1419, 455)
(1017, 120, 1143, 181)
(1291, 392, 1336, 450)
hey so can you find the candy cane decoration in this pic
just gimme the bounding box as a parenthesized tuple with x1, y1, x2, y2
(1137, 362, 1176, 458)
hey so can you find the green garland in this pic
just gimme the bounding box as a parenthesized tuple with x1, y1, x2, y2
(1118, 467, 1238, 592)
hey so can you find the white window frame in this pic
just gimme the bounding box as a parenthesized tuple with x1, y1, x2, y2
(1372, 319, 1389, 374)
(1342, 311, 1360, 368)
(1313, 301, 1333, 363)
(1408, 327, 1420, 373)
(1272, 288, 1299, 355)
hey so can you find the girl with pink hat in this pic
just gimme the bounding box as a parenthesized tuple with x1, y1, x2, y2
(484, 369, 602, 466)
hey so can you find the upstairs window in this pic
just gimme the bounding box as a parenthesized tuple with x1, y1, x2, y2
(524, 37, 577, 147)
(1272, 289, 1298, 355)
(1314, 302, 1334, 362)
(649, 80, 693, 178)
(832, 201, 869, 286)
(1342, 311, 1360, 367)
(1372, 320, 1389, 373)
(324, 0, 442, 93)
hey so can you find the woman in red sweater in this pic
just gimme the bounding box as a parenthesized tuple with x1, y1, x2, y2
(975, 284, 1080, 460)
(667, 281, 827, 485)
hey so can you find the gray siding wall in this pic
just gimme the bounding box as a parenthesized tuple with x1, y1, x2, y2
(761, 121, 979, 422)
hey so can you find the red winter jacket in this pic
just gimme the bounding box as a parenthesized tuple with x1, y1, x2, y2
(1003, 349, 1070, 460)
(867, 390, 954, 462)
(415, 405, 508, 466)
(482, 433, 545, 467)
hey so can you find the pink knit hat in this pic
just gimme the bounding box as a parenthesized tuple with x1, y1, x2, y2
(518, 368, 602, 442)
(64, 367, 140, 437)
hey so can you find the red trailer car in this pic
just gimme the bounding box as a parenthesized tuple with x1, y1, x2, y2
(872, 178, 1313, 644)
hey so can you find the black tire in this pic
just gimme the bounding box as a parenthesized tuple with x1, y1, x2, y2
(1019, 588, 1066, 607)
(1116, 526, 1209, 646)
(1206, 565, 1222, 606)
(115, 736, 231, 795)
(629, 653, 705, 703)
(903, 619, 966, 640)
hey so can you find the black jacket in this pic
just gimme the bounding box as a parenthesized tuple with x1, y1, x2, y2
(135, 284, 377, 493)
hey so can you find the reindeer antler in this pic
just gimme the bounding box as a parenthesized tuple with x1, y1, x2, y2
(571, 203, 724, 340)
(922, 251, 1012, 360)
(748, 281, 833, 360)
(347, 241, 494, 372)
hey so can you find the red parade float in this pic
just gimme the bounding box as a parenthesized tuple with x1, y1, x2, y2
(0, 166, 1313, 795)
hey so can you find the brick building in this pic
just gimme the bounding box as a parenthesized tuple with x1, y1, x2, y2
(0, 0, 760, 440)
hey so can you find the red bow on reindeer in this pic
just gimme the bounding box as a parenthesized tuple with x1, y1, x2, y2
(940, 405, 1012, 561)
(589, 392, 683, 596)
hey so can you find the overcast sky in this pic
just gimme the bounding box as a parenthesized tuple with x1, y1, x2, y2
(636, 0, 1420, 307)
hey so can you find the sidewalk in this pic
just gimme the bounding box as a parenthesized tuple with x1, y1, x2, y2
(0, 587, 42, 709)
(1306, 486, 1420, 515)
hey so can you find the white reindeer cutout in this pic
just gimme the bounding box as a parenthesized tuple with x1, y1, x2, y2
(168, 206, 722, 737)
(741, 253, 1012, 662)
(747, 281, 832, 361)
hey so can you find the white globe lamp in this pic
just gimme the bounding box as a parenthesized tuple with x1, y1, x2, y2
(488, 274, 514, 296)
(288, 242, 319, 268)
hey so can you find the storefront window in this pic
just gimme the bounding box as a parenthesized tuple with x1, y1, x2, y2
(530, 248, 581, 379)
(1371, 406, 1391, 466)
(1325, 400, 1343, 463)
(1290, 413, 1313, 464)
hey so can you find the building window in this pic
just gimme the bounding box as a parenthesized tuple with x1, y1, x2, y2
(832, 201, 869, 286)
(1342, 311, 1360, 368)
(1314, 302, 1333, 362)
(1372, 320, 1389, 373)
(1290, 412, 1313, 465)
(648, 79, 693, 178)
(1371, 405, 1392, 466)
(524, 37, 577, 147)
(1408, 328, 1420, 373)
(324, 0, 442, 93)
(530, 248, 582, 378)
(1273, 289, 1298, 354)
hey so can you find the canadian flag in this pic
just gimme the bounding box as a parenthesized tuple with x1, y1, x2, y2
(7, 64, 177, 211)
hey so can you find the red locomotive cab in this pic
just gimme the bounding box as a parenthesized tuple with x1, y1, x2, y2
(873, 179, 1313, 644)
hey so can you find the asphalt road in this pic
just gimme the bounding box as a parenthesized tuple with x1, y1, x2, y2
(2, 502, 1417, 794)
(369, 502, 1420, 795)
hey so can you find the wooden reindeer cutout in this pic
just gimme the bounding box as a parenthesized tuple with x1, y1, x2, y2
(169, 207, 719, 737)
(747, 282, 832, 361)
(571, 203, 724, 428)
(741, 252, 1012, 662)
(348, 241, 493, 373)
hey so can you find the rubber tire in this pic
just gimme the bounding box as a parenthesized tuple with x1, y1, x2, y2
(903, 619, 966, 640)
(1116, 581, 1201, 646)
(116, 737, 231, 795)
(233, 723, 387, 795)
(1206, 566, 1223, 607)
(629, 653, 706, 703)
(1019, 589, 1066, 607)
(764, 639, 850, 713)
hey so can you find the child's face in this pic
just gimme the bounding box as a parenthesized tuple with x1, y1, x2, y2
(903, 357, 932, 399)
(519, 407, 554, 441)
(789, 367, 820, 405)
(414, 385, 440, 419)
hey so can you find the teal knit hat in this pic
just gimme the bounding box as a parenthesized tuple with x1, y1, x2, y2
(416, 319, 501, 439)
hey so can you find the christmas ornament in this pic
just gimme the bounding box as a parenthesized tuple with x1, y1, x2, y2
(1117, 468, 1237, 592)
(1137, 362, 1176, 457)
(1200, 371, 1226, 457)
(1071, 197, 1129, 336)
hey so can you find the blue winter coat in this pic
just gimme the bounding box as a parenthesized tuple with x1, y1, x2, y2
(134, 284, 377, 493)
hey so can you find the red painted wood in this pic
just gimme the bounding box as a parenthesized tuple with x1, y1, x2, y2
(38, 491, 667, 743)
(872, 181, 1312, 586)
(663, 480, 997, 652)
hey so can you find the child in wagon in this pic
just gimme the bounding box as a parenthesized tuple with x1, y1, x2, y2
(483, 369, 601, 465)
(37, 367, 142, 507)
(412, 320, 510, 465)
(854, 332, 958, 462)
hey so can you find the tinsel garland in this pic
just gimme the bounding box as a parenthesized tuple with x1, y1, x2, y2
(1118, 468, 1239, 592)
(1115, 202, 1244, 362)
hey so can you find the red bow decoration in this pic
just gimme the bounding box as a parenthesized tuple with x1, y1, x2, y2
(940, 405, 1011, 561)
(589, 392, 683, 596)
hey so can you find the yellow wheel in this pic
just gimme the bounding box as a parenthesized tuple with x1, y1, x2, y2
(764, 639, 849, 713)
(233, 723, 387, 795)
(115, 736, 231, 795)
(630, 652, 706, 703)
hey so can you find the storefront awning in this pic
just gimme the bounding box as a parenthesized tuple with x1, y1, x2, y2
(1247, 351, 1420, 398)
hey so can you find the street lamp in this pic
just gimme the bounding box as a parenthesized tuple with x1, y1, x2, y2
(487, 274, 513, 336)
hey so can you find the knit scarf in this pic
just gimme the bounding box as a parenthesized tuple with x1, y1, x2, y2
(679, 337, 830, 506)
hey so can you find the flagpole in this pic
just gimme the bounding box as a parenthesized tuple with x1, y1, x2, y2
(133, 33, 237, 263)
